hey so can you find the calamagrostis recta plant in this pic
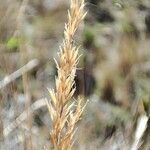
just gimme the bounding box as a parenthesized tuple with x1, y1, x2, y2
(46, 0, 87, 149)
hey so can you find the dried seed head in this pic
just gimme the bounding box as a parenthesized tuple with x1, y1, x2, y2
(47, 0, 87, 150)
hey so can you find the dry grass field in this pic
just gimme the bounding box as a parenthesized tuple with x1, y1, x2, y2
(0, 0, 150, 149)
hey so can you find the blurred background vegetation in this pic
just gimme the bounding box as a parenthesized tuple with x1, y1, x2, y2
(0, 0, 150, 149)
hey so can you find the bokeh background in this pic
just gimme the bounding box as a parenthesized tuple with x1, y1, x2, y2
(0, 0, 150, 149)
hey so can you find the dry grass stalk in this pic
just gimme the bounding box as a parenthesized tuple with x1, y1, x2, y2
(0, 59, 39, 89)
(3, 98, 47, 137)
(131, 115, 148, 150)
(16, 0, 32, 149)
(46, 0, 86, 149)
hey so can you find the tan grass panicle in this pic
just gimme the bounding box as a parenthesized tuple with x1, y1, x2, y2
(46, 0, 87, 149)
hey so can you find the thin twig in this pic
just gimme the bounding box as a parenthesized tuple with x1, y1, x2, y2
(0, 59, 39, 89)
(3, 98, 47, 137)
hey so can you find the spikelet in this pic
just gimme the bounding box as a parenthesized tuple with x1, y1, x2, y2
(46, 0, 87, 150)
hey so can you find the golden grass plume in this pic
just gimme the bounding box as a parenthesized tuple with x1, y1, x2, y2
(46, 0, 87, 149)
